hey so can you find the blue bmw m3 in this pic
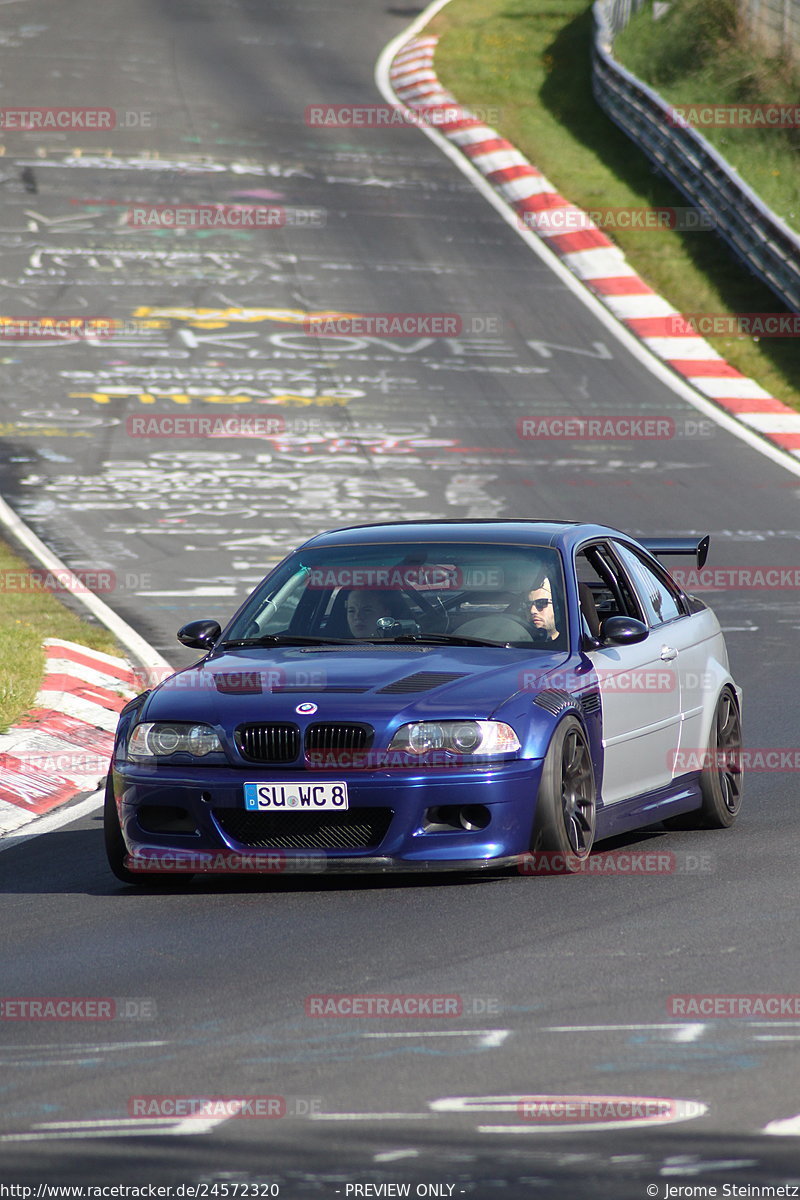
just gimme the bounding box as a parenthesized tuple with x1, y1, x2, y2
(104, 520, 743, 884)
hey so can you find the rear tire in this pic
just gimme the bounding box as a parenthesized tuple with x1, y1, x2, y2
(665, 686, 743, 830)
(529, 716, 596, 871)
(699, 686, 743, 827)
(104, 776, 192, 887)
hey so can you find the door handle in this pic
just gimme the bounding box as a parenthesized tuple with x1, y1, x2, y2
(660, 646, 678, 662)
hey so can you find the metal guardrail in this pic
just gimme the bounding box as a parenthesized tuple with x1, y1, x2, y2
(592, 0, 800, 313)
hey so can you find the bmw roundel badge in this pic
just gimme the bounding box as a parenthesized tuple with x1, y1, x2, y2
(295, 702, 318, 715)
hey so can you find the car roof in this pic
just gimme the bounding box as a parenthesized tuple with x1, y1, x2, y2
(295, 519, 636, 553)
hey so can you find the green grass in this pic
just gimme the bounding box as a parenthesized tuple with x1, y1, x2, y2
(427, 0, 800, 410)
(615, 0, 800, 232)
(0, 536, 121, 734)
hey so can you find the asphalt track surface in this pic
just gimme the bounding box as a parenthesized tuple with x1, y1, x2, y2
(1, 0, 799, 1192)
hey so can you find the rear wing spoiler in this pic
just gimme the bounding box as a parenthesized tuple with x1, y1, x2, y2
(640, 535, 709, 570)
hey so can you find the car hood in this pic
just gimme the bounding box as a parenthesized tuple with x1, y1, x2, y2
(142, 644, 573, 725)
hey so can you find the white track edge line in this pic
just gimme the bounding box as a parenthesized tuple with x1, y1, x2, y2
(0, 495, 173, 673)
(0, 494, 172, 847)
(0, 789, 104, 853)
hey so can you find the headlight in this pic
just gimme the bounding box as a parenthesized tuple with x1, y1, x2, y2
(127, 722, 223, 760)
(388, 720, 520, 757)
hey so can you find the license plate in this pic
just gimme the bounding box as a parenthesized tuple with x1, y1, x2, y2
(244, 782, 349, 811)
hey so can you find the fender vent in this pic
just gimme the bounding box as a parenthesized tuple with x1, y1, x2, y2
(579, 690, 601, 716)
(534, 689, 577, 716)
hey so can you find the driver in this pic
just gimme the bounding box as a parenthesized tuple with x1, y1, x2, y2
(506, 564, 566, 646)
(526, 575, 560, 642)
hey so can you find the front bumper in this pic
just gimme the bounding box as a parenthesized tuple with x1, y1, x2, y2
(114, 758, 543, 874)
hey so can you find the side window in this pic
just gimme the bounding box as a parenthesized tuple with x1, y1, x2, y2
(612, 542, 683, 627)
(575, 543, 642, 634)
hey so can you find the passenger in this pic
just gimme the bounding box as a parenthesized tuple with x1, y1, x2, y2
(345, 589, 404, 638)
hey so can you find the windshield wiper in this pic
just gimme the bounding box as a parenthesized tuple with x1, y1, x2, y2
(221, 633, 516, 649)
(220, 635, 354, 647)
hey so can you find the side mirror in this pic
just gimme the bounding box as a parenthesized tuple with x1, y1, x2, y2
(177, 619, 221, 650)
(600, 615, 649, 645)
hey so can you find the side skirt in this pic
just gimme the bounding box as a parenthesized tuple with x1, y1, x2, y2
(595, 772, 703, 841)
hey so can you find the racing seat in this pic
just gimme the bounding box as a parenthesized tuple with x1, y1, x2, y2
(450, 591, 535, 643)
(320, 589, 350, 638)
(578, 583, 602, 640)
(449, 591, 521, 630)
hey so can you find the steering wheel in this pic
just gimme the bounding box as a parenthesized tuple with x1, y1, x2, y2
(398, 581, 451, 634)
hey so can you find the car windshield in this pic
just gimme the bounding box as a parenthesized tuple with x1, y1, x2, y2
(223, 541, 567, 649)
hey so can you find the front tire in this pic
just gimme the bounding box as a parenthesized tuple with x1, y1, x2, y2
(530, 716, 596, 870)
(104, 776, 192, 887)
